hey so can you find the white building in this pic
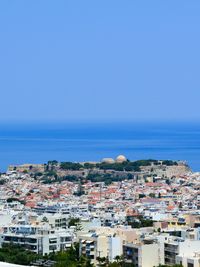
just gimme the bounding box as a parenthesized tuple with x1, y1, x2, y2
(123, 242, 159, 267)
(79, 233, 122, 265)
(176, 240, 200, 267)
(0, 225, 74, 255)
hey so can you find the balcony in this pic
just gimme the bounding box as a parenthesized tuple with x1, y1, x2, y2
(164, 247, 178, 253)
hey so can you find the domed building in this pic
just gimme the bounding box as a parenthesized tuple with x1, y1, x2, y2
(115, 155, 127, 163)
(101, 158, 115, 164)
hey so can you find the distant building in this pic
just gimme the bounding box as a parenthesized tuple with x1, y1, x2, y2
(115, 155, 127, 163)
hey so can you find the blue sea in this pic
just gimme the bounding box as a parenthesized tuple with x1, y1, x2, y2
(0, 122, 200, 172)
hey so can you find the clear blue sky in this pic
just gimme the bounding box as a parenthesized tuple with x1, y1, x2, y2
(0, 1, 200, 122)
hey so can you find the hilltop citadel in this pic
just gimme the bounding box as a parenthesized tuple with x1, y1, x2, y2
(0, 156, 199, 267)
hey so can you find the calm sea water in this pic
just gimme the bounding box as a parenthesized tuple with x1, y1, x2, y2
(0, 122, 200, 172)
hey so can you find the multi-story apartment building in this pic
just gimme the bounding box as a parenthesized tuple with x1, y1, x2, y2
(157, 235, 200, 267)
(0, 225, 74, 255)
(122, 234, 200, 267)
(176, 240, 200, 267)
(123, 242, 159, 267)
(164, 240, 179, 265)
(79, 233, 122, 265)
(176, 253, 200, 267)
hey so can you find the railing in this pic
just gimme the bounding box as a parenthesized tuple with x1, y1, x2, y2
(164, 247, 178, 253)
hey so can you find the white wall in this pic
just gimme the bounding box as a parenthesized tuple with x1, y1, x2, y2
(141, 244, 159, 267)
(109, 237, 122, 262)
(179, 240, 200, 257)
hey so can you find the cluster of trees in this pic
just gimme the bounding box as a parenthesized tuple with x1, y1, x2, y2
(45, 160, 59, 171)
(60, 162, 83, 170)
(94, 159, 161, 172)
(51, 244, 93, 267)
(86, 173, 133, 185)
(0, 243, 92, 267)
(68, 218, 83, 231)
(34, 159, 178, 185)
(0, 179, 6, 185)
(14, 159, 179, 178)
(95, 256, 182, 267)
(41, 172, 134, 186)
(0, 243, 183, 267)
(6, 197, 25, 205)
(161, 160, 178, 166)
(96, 256, 134, 267)
(96, 162, 140, 172)
(0, 243, 39, 265)
(94, 258, 182, 267)
(58, 159, 178, 172)
(126, 216, 154, 228)
(41, 174, 79, 184)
